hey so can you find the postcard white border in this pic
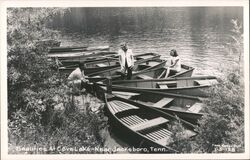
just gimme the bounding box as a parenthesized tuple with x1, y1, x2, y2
(1, 0, 249, 159)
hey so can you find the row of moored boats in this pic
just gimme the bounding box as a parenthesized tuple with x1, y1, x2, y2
(48, 45, 218, 153)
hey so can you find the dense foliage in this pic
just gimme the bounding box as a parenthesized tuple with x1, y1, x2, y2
(7, 8, 108, 154)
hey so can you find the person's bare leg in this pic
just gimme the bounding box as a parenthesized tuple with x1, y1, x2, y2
(165, 68, 170, 78)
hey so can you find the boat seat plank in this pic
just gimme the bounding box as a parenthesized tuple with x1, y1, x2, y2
(96, 63, 108, 67)
(187, 102, 204, 113)
(113, 91, 140, 96)
(152, 98, 174, 108)
(136, 74, 153, 80)
(131, 117, 169, 132)
(168, 106, 186, 112)
(194, 79, 218, 85)
(146, 61, 160, 67)
(158, 84, 169, 89)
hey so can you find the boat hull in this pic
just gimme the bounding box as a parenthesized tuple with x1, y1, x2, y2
(96, 76, 217, 97)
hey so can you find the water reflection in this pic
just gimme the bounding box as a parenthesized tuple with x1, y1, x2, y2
(51, 7, 243, 77)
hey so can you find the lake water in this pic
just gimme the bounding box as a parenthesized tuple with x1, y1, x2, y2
(51, 7, 243, 77)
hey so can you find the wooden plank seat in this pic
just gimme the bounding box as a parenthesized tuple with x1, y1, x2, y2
(136, 74, 153, 80)
(187, 102, 204, 113)
(194, 79, 218, 85)
(96, 63, 108, 67)
(158, 84, 168, 89)
(168, 106, 186, 112)
(152, 97, 174, 108)
(131, 117, 169, 132)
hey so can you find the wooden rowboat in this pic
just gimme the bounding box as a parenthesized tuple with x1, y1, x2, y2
(48, 45, 109, 54)
(58, 53, 161, 75)
(48, 51, 115, 60)
(57, 52, 160, 65)
(59, 57, 120, 75)
(59, 53, 160, 75)
(112, 90, 205, 124)
(49, 46, 87, 53)
(104, 93, 196, 153)
(96, 76, 218, 97)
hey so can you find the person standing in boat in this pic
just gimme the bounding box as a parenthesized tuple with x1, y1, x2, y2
(164, 49, 181, 78)
(118, 42, 135, 80)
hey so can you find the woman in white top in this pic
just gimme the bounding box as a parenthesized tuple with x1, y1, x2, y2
(118, 42, 134, 80)
(164, 49, 181, 78)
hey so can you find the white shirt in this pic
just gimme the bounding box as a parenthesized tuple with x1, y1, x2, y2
(170, 56, 181, 72)
(118, 49, 134, 68)
(68, 67, 84, 81)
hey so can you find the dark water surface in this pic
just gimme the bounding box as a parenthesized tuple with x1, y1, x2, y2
(51, 7, 243, 77)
